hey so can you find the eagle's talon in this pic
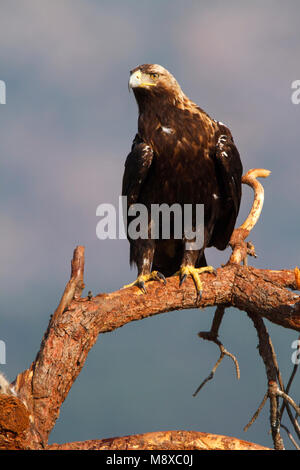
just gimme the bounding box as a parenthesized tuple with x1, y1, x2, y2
(196, 290, 203, 302)
(177, 265, 216, 301)
(179, 274, 187, 286)
(156, 271, 167, 284)
(123, 270, 167, 293)
(138, 280, 147, 294)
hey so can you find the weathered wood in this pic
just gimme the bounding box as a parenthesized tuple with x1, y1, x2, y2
(48, 430, 270, 451)
(10, 260, 299, 449)
(1, 169, 298, 450)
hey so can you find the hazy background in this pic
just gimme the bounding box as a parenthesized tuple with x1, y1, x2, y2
(0, 0, 299, 449)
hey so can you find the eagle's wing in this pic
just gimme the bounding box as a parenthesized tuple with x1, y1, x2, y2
(211, 133, 243, 250)
(122, 134, 154, 268)
(122, 134, 154, 207)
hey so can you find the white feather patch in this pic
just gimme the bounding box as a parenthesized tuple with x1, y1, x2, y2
(161, 126, 174, 135)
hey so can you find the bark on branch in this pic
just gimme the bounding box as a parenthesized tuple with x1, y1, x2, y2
(48, 430, 269, 451)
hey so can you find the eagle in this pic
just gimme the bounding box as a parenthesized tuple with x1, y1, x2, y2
(122, 64, 243, 299)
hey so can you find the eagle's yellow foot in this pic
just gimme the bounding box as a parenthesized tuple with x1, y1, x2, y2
(177, 265, 217, 301)
(123, 271, 166, 293)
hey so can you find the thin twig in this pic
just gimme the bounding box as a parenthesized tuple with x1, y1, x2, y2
(194, 307, 240, 397)
(244, 392, 268, 432)
(280, 335, 300, 421)
(277, 390, 300, 416)
(281, 399, 300, 441)
(280, 424, 300, 450)
(192, 353, 224, 397)
(193, 343, 239, 397)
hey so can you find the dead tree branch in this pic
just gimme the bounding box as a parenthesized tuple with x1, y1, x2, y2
(247, 312, 285, 450)
(229, 168, 270, 265)
(0, 168, 299, 450)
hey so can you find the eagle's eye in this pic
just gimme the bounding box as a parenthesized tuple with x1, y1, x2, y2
(150, 73, 159, 79)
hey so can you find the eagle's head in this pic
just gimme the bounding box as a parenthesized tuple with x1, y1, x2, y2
(129, 64, 185, 107)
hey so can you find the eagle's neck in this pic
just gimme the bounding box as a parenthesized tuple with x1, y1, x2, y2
(134, 87, 185, 112)
(134, 90, 186, 139)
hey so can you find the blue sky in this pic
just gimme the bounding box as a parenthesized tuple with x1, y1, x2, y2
(0, 0, 300, 449)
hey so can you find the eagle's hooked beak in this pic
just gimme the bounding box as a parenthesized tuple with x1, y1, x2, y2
(129, 70, 156, 90)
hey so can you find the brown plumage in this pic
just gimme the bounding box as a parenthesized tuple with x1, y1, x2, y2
(122, 64, 243, 295)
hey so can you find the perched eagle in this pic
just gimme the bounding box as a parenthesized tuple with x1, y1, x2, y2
(122, 64, 243, 299)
